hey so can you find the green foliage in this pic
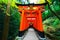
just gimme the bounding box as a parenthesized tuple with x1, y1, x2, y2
(50, 1, 60, 13)
(0, 3, 20, 40)
(43, 17, 60, 40)
(8, 6, 20, 40)
(0, 0, 8, 4)
(49, 27, 60, 40)
(42, 10, 53, 20)
(43, 0, 60, 20)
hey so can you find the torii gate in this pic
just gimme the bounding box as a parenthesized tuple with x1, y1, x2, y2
(17, 4, 46, 38)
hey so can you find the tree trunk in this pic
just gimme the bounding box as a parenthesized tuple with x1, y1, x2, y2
(2, 0, 11, 40)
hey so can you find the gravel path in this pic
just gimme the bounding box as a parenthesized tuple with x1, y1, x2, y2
(23, 28, 39, 40)
(16, 28, 51, 40)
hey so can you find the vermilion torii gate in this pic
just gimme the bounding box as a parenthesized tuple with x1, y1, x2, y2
(17, 4, 46, 40)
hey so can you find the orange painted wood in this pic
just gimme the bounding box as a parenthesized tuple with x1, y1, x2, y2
(18, 6, 44, 32)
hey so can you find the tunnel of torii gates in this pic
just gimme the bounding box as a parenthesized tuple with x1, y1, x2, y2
(17, 4, 45, 33)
